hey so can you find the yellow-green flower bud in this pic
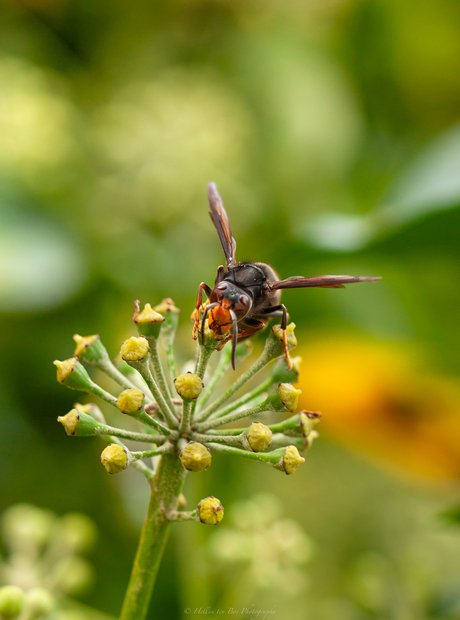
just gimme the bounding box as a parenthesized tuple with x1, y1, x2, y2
(272, 322, 297, 348)
(100, 444, 129, 474)
(25, 588, 55, 619)
(180, 442, 211, 472)
(197, 496, 224, 525)
(279, 383, 301, 412)
(116, 388, 145, 415)
(57, 513, 97, 553)
(265, 383, 301, 413)
(282, 445, 305, 475)
(133, 302, 165, 338)
(57, 409, 101, 437)
(299, 410, 322, 438)
(1, 504, 54, 551)
(51, 556, 93, 596)
(0, 586, 25, 619)
(269, 356, 302, 384)
(120, 336, 149, 362)
(74, 402, 105, 424)
(54, 358, 95, 392)
(246, 422, 272, 452)
(153, 298, 180, 316)
(174, 372, 203, 401)
(72, 334, 110, 367)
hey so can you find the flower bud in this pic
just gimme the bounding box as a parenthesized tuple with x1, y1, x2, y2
(197, 497, 224, 525)
(133, 301, 165, 339)
(174, 372, 203, 401)
(282, 445, 305, 475)
(154, 298, 180, 333)
(1, 504, 54, 553)
(279, 383, 301, 412)
(54, 358, 95, 392)
(299, 410, 322, 439)
(51, 556, 94, 596)
(72, 334, 110, 368)
(0, 586, 25, 619)
(25, 588, 55, 619)
(120, 336, 149, 362)
(74, 402, 106, 424)
(180, 442, 211, 472)
(100, 444, 129, 474)
(272, 322, 297, 348)
(265, 383, 301, 413)
(246, 422, 272, 452)
(56, 513, 97, 554)
(269, 356, 302, 384)
(116, 388, 145, 415)
(57, 409, 101, 437)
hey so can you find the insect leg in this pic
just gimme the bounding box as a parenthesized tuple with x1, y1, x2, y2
(253, 304, 292, 369)
(192, 282, 213, 340)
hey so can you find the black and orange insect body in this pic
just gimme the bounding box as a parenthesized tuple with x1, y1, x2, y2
(193, 182, 380, 370)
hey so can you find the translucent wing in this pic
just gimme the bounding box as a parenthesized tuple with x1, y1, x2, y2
(267, 275, 381, 290)
(208, 182, 237, 269)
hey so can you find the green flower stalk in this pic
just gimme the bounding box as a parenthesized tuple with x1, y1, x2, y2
(54, 298, 321, 620)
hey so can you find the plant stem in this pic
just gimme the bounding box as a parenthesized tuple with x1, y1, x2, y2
(206, 376, 272, 421)
(195, 352, 230, 413)
(99, 359, 154, 401)
(119, 452, 187, 620)
(191, 431, 244, 447)
(195, 403, 267, 432)
(197, 348, 275, 419)
(97, 425, 165, 443)
(132, 360, 179, 428)
(148, 338, 176, 411)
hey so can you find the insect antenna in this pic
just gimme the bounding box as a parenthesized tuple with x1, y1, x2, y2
(230, 309, 238, 370)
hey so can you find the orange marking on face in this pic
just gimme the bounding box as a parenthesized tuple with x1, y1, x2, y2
(209, 304, 233, 334)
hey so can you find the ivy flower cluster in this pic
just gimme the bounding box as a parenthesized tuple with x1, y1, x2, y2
(55, 299, 321, 525)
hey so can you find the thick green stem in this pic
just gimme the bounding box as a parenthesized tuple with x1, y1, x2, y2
(119, 452, 187, 620)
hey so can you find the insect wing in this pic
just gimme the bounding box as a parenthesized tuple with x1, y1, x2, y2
(268, 275, 381, 290)
(208, 182, 237, 269)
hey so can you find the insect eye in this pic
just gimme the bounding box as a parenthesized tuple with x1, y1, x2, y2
(235, 295, 249, 312)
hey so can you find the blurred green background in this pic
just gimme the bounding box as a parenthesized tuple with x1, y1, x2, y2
(1, 0, 460, 618)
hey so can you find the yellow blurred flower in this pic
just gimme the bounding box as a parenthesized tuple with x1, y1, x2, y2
(297, 338, 460, 480)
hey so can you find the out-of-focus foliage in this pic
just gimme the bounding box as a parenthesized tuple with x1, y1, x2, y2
(1, 0, 460, 617)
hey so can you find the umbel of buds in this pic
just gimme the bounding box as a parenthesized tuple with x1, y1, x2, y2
(54, 298, 322, 620)
(55, 299, 320, 490)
